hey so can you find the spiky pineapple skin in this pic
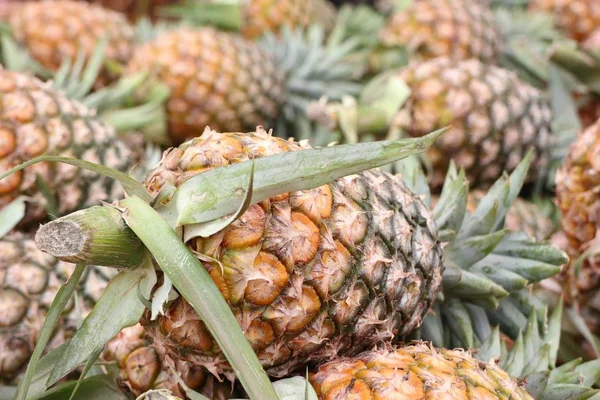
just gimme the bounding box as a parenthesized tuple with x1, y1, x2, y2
(395, 57, 552, 188)
(103, 325, 234, 399)
(380, 0, 503, 62)
(529, 0, 600, 42)
(126, 28, 286, 145)
(5, 1, 134, 85)
(0, 232, 115, 383)
(0, 68, 133, 223)
(141, 128, 443, 380)
(555, 119, 600, 296)
(242, 0, 336, 40)
(309, 343, 533, 399)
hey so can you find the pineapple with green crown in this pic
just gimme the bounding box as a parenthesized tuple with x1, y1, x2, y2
(126, 24, 362, 145)
(35, 125, 566, 397)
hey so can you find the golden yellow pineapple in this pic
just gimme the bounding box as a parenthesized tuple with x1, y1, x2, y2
(4, 1, 135, 85)
(138, 127, 443, 379)
(0, 232, 116, 383)
(555, 119, 600, 297)
(395, 57, 552, 188)
(126, 27, 286, 145)
(529, 0, 600, 42)
(380, 0, 503, 62)
(309, 343, 532, 399)
(0, 68, 134, 224)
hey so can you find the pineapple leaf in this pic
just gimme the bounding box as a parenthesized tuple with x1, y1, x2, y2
(470, 265, 528, 292)
(449, 230, 507, 268)
(48, 267, 156, 386)
(120, 196, 279, 400)
(464, 304, 493, 344)
(441, 298, 474, 349)
(0, 196, 26, 238)
(0, 156, 151, 203)
(420, 311, 444, 348)
(15, 265, 85, 400)
(162, 130, 444, 227)
(27, 374, 128, 400)
(67, 349, 103, 400)
(503, 331, 525, 376)
(476, 327, 501, 362)
(523, 371, 550, 399)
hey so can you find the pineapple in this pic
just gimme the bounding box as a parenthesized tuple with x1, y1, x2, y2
(0, 68, 134, 224)
(555, 119, 600, 300)
(529, 0, 600, 42)
(85, 0, 179, 21)
(380, 0, 503, 62)
(165, 0, 337, 40)
(394, 57, 552, 188)
(126, 26, 361, 145)
(0, 232, 116, 383)
(310, 343, 532, 399)
(140, 127, 444, 379)
(3, 1, 135, 85)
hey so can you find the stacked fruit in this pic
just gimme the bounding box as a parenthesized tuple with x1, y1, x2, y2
(1, 1, 600, 400)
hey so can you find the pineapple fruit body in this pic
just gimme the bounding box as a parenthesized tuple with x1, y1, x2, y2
(395, 57, 552, 188)
(556, 119, 600, 299)
(126, 28, 287, 145)
(141, 128, 444, 379)
(380, 0, 503, 62)
(0, 68, 133, 223)
(0, 233, 115, 383)
(529, 0, 600, 42)
(4, 0, 135, 85)
(309, 343, 533, 399)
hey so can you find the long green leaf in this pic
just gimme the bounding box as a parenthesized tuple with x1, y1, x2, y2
(15, 265, 85, 400)
(48, 268, 155, 386)
(121, 196, 278, 400)
(0, 156, 150, 203)
(33, 375, 128, 400)
(0, 197, 26, 238)
(160, 130, 443, 227)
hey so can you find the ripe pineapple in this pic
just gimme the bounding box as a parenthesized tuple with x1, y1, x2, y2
(529, 0, 600, 42)
(310, 343, 532, 399)
(0, 68, 134, 224)
(3, 1, 135, 85)
(139, 127, 444, 379)
(0, 232, 116, 383)
(555, 119, 600, 297)
(395, 57, 552, 188)
(380, 0, 503, 62)
(126, 26, 361, 145)
(85, 0, 179, 21)
(166, 0, 337, 40)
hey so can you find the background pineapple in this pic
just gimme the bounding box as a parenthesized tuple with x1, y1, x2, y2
(0, 68, 134, 224)
(380, 0, 503, 62)
(529, 0, 600, 42)
(395, 57, 552, 188)
(0, 232, 116, 383)
(3, 0, 135, 86)
(126, 26, 362, 144)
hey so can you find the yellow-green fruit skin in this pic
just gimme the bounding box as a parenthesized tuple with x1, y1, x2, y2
(141, 128, 444, 380)
(242, 0, 336, 40)
(310, 343, 533, 399)
(381, 0, 502, 62)
(126, 28, 286, 145)
(0, 233, 115, 383)
(5, 1, 134, 86)
(0, 68, 133, 223)
(396, 57, 552, 188)
(529, 0, 600, 43)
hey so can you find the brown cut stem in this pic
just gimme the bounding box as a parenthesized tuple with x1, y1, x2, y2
(35, 206, 145, 268)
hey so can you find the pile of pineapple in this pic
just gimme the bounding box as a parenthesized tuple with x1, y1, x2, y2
(2, 0, 600, 399)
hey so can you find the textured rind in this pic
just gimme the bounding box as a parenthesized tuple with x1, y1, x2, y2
(142, 128, 443, 379)
(126, 28, 286, 145)
(530, 0, 600, 42)
(242, 0, 336, 40)
(381, 0, 503, 62)
(103, 325, 234, 399)
(309, 343, 533, 399)
(6, 1, 134, 85)
(0, 232, 115, 383)
(395, 57, 552, 188)
(0, 68, 133, 223)
(556, 120, 600, 296)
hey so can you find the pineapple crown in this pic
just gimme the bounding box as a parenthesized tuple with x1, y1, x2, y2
(396, 154, 567, 354)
